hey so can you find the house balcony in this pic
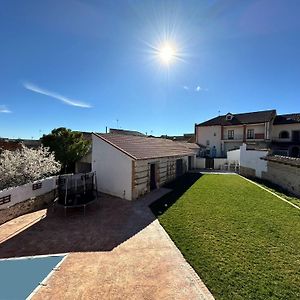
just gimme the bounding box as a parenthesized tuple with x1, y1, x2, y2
(222, 134, 244, 141)
(246, 133, 265, 141)
(222, 133, 265, 142)
(272, 137, 291, 143)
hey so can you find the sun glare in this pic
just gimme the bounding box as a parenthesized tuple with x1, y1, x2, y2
(158, 43, 176, 65)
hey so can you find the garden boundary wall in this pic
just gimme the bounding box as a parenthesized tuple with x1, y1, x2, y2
(0, 176, 58, 225)
(261, 156, 300, 197)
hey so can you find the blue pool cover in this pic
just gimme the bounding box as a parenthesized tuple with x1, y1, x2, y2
(0, 255, 64, 300)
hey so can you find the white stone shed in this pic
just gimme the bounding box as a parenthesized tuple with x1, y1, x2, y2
(92, 133, 196, 200)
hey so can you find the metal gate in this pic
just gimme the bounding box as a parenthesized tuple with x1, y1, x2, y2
(205, 158, 214, 169)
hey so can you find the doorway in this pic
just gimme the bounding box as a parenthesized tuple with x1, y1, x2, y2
(205, 158, 214, 169)
(292, 130, 300, 142)
(176, 159, 183, 177)
(150, 163, 157, 190)
(188, 156, 192, 170)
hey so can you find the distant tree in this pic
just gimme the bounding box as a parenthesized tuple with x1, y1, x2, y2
(41, 128, 91, 173)
(0, 145, 61, 190)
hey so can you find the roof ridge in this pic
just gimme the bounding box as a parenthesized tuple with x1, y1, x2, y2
(221, 109, 276, 117)
(197, 109, 276, 126)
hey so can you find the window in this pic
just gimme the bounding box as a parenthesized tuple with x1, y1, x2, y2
(206, 140, 210, 146)
(247, 129, 254, 139)
(279, 131, 289, 139)
(228, 130, 234, 140)
(226, 113, 234, 121)
(292, 131, 300, 142)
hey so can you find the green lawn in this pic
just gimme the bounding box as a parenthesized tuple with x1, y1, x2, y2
(152, 174, 300, 300)
(251, 178, 300, 209)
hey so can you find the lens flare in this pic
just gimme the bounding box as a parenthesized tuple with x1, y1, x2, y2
(158, 43, 177, 65)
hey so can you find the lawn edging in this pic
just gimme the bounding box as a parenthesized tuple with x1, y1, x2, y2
(238, 174, 300, 210)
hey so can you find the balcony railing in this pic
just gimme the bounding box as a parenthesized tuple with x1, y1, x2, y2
(223, 134, 244, 141)
(222, 133, 265, 141)
(254, 133, 265, 139)
(272, 137, 291, 143)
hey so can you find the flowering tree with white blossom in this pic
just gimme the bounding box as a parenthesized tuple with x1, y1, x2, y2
(0, 145, 61, 190)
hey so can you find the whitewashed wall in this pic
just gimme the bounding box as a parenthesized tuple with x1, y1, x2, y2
(227, 149, 241, 163)
(239, 144, 268, 178)
(196, 158, 206, 169)
(246, 123, 265, 137)
(213, 158, 227, 169)
(0, 176, 58, 209)
(223, 125, 244, 140)
(195, 157, 227, 169)
(92, 135, 133, 200)
(196, 125, 222, 157)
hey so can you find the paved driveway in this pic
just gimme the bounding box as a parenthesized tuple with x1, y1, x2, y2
(0, 189, 214, 300)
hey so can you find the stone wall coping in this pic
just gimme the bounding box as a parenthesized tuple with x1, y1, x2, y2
(262, 155, 300, 168)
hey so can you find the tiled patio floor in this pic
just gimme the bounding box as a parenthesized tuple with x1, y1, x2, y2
(0, 189, 214, 300)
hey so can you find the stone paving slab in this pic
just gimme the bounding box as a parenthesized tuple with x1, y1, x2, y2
(0, 189, 214, 300)
(0, 209, 46, 244)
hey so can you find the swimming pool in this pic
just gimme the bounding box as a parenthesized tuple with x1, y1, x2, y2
(0, 255, 65, 300)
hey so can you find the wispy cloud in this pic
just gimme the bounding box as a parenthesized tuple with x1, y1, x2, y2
(0, 105, 11, 113)
(183, 85, 189, 90)
(195, 86, 208, 92)
(23, 82, 92, 108)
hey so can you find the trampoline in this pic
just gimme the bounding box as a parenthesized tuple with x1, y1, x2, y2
(56, 171, 99, 216)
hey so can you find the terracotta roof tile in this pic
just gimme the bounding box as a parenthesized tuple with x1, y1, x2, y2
(0, 141, 22, 151)
(94, 133, 195, 160)
(197, 110, 276, 126)
(262, 155, 300, 167)
(273, 113, 300, 125)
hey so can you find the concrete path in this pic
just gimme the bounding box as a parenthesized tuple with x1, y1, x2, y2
(0, 189, 214, 300)
(190, 169, 237, 175)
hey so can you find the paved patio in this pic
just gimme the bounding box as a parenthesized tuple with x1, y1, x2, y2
(0, 189, 214, 300)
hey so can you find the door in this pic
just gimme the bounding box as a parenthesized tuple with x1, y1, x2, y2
(205, 158, 214, 169)
(150, 163, 157, 190)
(176, 159, 183, 177)
(188, 156, 192, 170)
(292, 131, 300, 142)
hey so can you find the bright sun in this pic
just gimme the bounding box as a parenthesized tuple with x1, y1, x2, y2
(158, 43, 176, 65)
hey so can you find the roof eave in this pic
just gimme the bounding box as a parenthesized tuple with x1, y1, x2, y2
(136, 152, 195, 161)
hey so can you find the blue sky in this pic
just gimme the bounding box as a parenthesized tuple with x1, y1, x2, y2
(1, 0, 300, 139)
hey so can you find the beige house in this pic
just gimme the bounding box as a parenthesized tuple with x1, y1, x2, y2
(195, 110, 300, 158)
(195, 110, 275, 157)
(92, 133, 196, 200)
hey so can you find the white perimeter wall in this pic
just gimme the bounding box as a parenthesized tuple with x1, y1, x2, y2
(214, 158, 227, 169)
(196, 158, 206, 169)
(92, 135, 133, 200)
(239, 144, 268, 178)
(0, 176, 57, 209)
(195, 158, 227, 169)
(227, 149, 241, 163)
